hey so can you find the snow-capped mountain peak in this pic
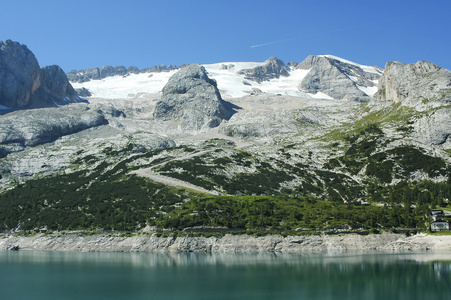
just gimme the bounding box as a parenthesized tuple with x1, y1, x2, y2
(70, 55, 383, 101)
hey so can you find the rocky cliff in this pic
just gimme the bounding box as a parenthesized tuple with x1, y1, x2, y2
(297, 55, 382, 102)
(153, 64, 234, 132)
(375, 60, 451, 105)
(0, 40, 80, 109)
(374, 60, 451, 146)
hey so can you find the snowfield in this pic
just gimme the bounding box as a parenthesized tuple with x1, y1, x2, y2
(71, 71, 177, 99)
(70, 56, 380, 100)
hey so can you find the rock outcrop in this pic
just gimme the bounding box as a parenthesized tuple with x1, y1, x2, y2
(153, 64, 234, 132)
(0, 105, 107, 157)
(375, 60, 451, 105)
(413, 108, 451, 145)
(237, 56, 289, 83)
(297, 55, 382, 102)
(0, 40, 80, 109)
(374, 60, 451, 146)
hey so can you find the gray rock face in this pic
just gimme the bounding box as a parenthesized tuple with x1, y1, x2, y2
(0, 105, 107, 156)
(0, 40, 40, 108)
(297, 55, 381, 102)
(375, 60, 451, 105)
(219, 110, 318, 138)
(37, 65, 79, 106)
(141, 64, 177, 73)
(127, 66, 140, 74)
(374, 60, 451, 146)
(0, 40, 80, 109)
(67, 64, 178, 83)
(413, 108, 451, 145)
(75, 87, 92, 97)
(237, 56, 289, 83)
(153, 64, 234, 132)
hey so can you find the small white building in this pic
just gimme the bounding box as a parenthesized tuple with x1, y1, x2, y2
(431, 221, 450, 232)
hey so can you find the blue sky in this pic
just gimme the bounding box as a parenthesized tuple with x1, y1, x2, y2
(2, 0, 450, 72)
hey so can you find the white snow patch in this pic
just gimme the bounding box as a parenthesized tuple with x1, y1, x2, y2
(204, 62, 312, 98)
(70, 58, 381, 101)
(311, 92, 334, 100)
(203, 62, 264, 98)
(71, 71, 177, 99)
(358, 85, 378, 97)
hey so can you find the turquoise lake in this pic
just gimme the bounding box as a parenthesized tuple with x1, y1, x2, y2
(1, 250, 450, 299)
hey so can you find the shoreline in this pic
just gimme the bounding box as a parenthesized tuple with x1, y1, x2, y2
(1, 232, 451, 253)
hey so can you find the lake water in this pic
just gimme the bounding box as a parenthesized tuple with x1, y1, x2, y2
(1, 250, 450, 299)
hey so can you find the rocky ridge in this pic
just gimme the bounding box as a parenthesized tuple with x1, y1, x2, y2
(67, 64, 178, 83)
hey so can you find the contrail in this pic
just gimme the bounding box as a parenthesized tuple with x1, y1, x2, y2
(251, 38, 297, 48)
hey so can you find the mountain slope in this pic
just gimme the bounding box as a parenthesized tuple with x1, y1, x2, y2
(0, 45, 450, 233)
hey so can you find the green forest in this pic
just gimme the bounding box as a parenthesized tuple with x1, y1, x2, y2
(0, 124, 450, 234)
(0, 162, 448, 233)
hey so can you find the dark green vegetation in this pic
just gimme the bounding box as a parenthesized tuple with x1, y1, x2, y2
(0, 165, 447, 232)
(0, 121, 450, 233)
(155, 152, 295, 195)
(0, 154, 193, 231)
(157, 194, 432, 231)
(155, 124, 449, 202)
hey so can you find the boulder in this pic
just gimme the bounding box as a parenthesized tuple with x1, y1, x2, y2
(75, 87, 92, 97)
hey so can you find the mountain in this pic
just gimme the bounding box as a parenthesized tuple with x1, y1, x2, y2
(0, 41, 450, 233)
(154, 64, 234, 133)
(297, 55, 382, 102)
(70, 54, 382, 101)
(0, 40, 82, 109)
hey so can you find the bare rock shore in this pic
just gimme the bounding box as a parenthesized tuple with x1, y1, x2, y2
(1, 232, 451, 253)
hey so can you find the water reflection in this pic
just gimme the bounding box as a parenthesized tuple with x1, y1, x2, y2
(1, 251, 450, 300)
(2, 250, 451, 268)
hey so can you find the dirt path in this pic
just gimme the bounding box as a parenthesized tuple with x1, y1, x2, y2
(131, 168, 221, 195)
(131, 125, 254, 194)
(130, 148, 222, 195)
(131, 128, 252, 195)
